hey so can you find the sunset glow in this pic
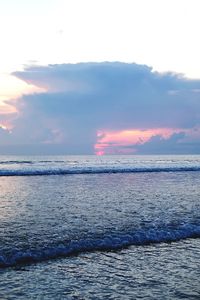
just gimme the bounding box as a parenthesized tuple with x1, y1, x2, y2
(0, 123, 12, 133)
(0, 0, 200, 155)
(95, 128, 184, 155)
(0, 73, 46, 115)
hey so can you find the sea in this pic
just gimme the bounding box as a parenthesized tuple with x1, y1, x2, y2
(0, 155, 200, 299)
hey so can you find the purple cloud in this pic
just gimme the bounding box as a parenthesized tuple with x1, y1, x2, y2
(1, 62, 200, 154)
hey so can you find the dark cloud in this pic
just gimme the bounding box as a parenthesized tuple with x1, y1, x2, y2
(134, 132, 200, 154)
(136, 132, 187, 154)
(1, 62, 200, 154)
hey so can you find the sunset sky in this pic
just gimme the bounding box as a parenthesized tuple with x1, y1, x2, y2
(0, 0, 200, 154)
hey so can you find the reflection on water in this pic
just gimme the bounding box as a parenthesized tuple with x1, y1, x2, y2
(0, 177, 29, 222)
(0, 155, 200, 299)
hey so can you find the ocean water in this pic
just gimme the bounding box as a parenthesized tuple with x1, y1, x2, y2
(0, 155, 200, 299)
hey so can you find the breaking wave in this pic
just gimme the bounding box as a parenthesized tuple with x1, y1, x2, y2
(1, 223, 200, 268)
(0, 166, 200, 176)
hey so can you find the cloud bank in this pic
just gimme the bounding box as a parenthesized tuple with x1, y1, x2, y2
(1, 62, 200, 154)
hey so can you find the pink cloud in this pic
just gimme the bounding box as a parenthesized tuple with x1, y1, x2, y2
(95, 128, 187, 154)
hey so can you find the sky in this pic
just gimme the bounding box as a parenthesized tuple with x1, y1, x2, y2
(0, 0, 200, 155)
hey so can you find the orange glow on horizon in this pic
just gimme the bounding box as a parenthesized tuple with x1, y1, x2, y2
(96, 150, 104, 156)
(95, 128, 184, 155)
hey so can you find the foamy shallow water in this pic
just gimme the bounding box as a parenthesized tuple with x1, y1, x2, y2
(0, 155, 200, 299)
(2, 239, 200, 299)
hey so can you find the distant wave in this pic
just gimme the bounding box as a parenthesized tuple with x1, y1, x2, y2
(1, 223, 200, 268)
(0, 160, 65, 165)
(0, 160, 34, 165)
(1, 166, 200, 176)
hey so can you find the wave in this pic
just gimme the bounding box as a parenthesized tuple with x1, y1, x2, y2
(0, 160, 65, 165)
(0, 160, 34, 165)
(1, 166, 200, 176)
(1, 223, 200, 268)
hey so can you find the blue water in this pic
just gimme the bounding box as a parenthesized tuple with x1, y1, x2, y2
(0, 155, 200, 299)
